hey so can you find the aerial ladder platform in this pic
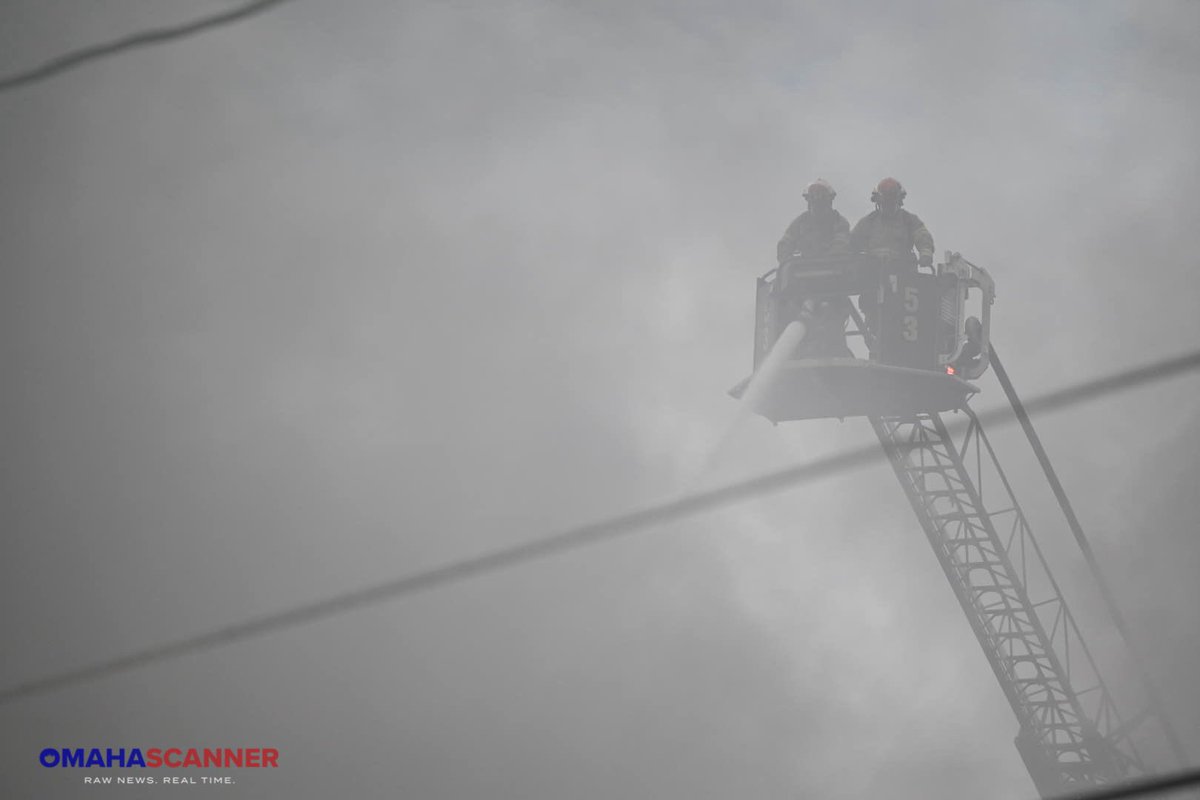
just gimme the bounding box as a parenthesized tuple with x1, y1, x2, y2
(731, 251, 1189, 797)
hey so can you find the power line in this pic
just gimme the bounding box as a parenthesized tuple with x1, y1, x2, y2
(1050, 767, 1200, 800)
(0, 0, 295, 95)
(1, 348, 1198, 706)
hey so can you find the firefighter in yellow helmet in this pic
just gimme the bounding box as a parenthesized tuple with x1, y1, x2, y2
(848, 177, 935, 268)
(776, 179, 850, 263)
(776, 179, 853, 358)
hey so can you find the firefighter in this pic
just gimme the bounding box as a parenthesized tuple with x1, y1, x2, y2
(776, 179, 850, 263)
(850, 178, 935, 346)
(952, 316, 985, 375)
(776, 180, 853, 358)
(848, 177, 934, 268)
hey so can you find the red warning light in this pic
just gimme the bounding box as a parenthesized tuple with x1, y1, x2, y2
(946, 365, 956, 375)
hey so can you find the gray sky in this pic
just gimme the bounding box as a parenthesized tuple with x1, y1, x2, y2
(1, 1, 1199, 798)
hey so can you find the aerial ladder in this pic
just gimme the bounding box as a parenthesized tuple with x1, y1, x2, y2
(730, 251, 1190, 797)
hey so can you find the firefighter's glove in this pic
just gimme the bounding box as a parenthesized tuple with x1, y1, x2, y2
(918, 252, 933, 269)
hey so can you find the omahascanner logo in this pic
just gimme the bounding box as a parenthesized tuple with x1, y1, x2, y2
(39, 748, 279, 769)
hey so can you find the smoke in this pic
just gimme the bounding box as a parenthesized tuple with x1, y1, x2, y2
(1, 1, 1198, 798)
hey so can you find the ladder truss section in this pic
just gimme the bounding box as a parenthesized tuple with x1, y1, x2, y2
(871, 409, 1154, 795)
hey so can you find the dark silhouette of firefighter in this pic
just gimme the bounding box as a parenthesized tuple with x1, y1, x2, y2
(776, 179, 850, 263)
(776, 180, 854, 358)
(850, 178, 936, 343)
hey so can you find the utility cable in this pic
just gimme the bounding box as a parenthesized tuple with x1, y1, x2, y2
(0, 0, 295, 95)
(0, 347, 1198, 707)
(1050, 767, 1200, 800)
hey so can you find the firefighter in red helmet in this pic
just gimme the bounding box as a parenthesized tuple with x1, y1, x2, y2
(850, 178, 936, 343)
(848, 177, 935, 268)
